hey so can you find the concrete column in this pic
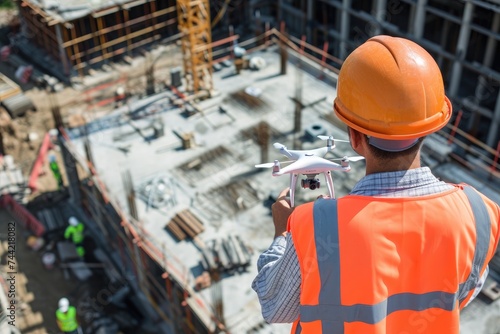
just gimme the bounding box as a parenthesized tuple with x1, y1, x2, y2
(54, 24, 70, 76)
(277, 0, 283, 23)
(437, 19, 451, 69)
(485, 13, 500, 147)
(482, 12, 500, 70)
(60, 138, 81, 206)
(413, 0, 427, 40)
(306, 0, 314, 41)
(490, 91, 500, 147)
(373, 0, 387, 36)
(449, 1, 474, 97)
(339, 0, 351, 60)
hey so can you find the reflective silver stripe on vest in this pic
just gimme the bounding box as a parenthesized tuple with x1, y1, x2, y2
(309, 198, 344, 332)
(300, 291, 458, 324)
(294, 322, 302, 334)
(300, 192, 491, 328)
(458, 186, 491, 304)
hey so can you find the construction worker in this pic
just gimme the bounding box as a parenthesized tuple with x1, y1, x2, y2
(49, 154, 64, 189)
(64, 216, 85, 257)
(252, 35, 500, 333)
(56, 297, 80, 334)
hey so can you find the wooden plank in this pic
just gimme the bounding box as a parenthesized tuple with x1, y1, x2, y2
(178, 209, 204, 234)
(176, 213, 201, 235)
(172, 214, 197, 238)
(171, 225, 186, 240)
(165, 220, 186, 240)
(185, 210, 205, 232)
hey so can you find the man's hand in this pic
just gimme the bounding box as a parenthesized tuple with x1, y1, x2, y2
(271, 188, 294, 238)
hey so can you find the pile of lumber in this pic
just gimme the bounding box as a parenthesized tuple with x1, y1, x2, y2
(166, 209, 204, 241)
(200, 234, 252, 273)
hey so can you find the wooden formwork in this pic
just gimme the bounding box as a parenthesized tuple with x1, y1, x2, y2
(18, 0, 178, 77)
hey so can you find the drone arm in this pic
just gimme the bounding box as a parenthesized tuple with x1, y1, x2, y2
(324, 171, 335, 199)
(290, 173, 299, 207)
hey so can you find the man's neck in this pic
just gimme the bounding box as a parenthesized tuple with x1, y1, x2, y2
(365, 154, 421, 175)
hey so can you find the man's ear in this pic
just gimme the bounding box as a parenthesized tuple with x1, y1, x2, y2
(348, 127, 363, 151)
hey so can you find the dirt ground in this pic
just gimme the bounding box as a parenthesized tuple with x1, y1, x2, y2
(0, 41, 183, 187)
(0, 7, 184, 333)
(0, 209, 76, 334)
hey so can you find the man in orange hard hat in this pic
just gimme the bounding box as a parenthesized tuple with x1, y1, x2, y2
(252, 35, 500, 334)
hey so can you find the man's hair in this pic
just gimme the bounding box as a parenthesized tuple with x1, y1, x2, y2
(364, 136, 425, 160)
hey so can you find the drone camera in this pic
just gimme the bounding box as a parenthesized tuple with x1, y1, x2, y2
(301, 178, 321, 190)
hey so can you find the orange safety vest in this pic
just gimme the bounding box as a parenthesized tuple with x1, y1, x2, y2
(287, 185, 499, 334)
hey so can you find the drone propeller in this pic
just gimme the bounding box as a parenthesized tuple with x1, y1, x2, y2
(255, 160, 294, 168)
(273, 142, 294, 158)
(255, 162, 275, 168)
(273, 142, 285, 150)
(317, 135, 350, 143)
(330, 156, 365, 162)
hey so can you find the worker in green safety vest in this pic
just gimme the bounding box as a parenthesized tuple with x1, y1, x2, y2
(64, 217, 85, 257)
(56, 298, 80, 334)
(49, 154, 64, 189)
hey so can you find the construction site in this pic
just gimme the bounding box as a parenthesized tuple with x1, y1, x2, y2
(1, 0, 500, 333)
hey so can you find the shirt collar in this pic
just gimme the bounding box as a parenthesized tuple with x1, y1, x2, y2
(350, 167, 449, 196)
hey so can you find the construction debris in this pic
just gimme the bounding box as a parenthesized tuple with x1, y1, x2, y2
(0, 155, 26, 201)
(230, 89, 267, 110)
(199, 235, 252, 274)
(194, 271, 212, 291)
(196, 180, 261, 220)
(481, 278, 500, 302)
(137, 175, 177, 210)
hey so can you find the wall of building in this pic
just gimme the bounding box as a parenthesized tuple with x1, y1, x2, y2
(77, 177, 212, 333)
(277, 0, 500, 150)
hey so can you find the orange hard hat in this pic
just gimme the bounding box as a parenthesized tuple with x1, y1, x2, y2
(334, 35, 452, 143)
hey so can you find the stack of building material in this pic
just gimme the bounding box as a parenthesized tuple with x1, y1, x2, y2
(200, 235, 252, 273)
(481, 277, 500, 302)
(0, 155, 26, 201)
(165, 209, 204, 241)
(35, 202, 72, 234)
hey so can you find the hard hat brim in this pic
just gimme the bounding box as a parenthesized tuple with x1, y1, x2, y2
(333, 96, 452, 140)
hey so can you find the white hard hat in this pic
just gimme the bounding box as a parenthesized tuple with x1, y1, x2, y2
(68, 217, 78, 226)
(58, 298, 69, 312)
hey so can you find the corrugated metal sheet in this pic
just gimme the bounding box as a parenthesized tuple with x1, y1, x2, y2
(1, 93, 35, 118)
(0, 73, 21, 101)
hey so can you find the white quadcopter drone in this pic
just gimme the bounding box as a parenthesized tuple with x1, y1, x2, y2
(255, 135, 364, 207)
